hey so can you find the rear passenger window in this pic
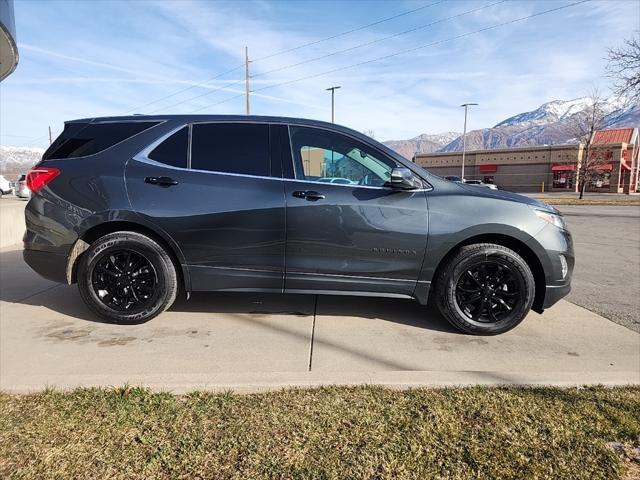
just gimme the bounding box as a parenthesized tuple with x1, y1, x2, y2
(148, 127, 188, 168)
(191, 123, 270, 176)
(44, 121, 160, 160)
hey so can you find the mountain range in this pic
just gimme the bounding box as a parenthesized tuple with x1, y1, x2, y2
(382, 96, 639, 158)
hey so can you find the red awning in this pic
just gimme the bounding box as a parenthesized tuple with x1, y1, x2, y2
(589, 163, 613, 171)
(552, 164, 575, 171)
(479, 164, 497, 173)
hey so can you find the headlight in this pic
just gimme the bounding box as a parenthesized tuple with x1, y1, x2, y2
(534, 209, 566, 230)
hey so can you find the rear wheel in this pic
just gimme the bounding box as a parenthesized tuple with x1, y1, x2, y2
(434, 243, 535, 335)
(77, 231, 177, 324)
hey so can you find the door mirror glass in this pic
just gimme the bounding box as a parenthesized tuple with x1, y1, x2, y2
(390, 167, 420, 189)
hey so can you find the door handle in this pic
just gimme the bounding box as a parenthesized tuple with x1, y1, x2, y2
(145, 176, 179, 187)
(292, 190, 325, 201)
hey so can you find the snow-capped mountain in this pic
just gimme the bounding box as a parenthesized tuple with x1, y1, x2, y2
(439, 96, 638, 152)
(0, 146, 44, 176)
(383, 132, 460, 160)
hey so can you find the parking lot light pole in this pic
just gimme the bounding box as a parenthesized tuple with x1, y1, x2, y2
(460, 103, 478, 181)
(326, 86, 341, 123)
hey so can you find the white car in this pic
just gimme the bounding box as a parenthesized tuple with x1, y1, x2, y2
(464, 179, 498, 190)
(14, 174, 30, 199)
(0, 175, 12, 197)
(317, 177, 357, 185)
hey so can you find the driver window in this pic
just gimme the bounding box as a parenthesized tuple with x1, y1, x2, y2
(290, 126, 396, 187)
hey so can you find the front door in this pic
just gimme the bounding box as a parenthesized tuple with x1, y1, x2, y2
(283, 125, 428, 296)
(125, 122, 286, 292)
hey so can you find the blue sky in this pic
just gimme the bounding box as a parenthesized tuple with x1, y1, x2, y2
(1, 0, 638, 148)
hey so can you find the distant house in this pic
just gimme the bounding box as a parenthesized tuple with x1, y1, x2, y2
(0, 0, 17, 81)
(415, 127, 639, 194)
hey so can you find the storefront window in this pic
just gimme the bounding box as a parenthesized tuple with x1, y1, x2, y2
(553, 171, 574, 189)
(590, 171, 611, 189)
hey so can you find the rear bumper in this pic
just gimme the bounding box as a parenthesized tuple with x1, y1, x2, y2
(23, 248, 67, 283)
(542, 282, 571, 309)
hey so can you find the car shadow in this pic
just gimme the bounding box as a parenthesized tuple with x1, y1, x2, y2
(8, 284, 457, 334)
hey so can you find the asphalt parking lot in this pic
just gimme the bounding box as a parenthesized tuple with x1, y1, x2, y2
(559, 204, 640, 332)
(0, 201, 638, 392)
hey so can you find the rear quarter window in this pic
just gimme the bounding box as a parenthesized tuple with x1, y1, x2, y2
(43, 121, 160, 160)
(148, 127, 188, 169)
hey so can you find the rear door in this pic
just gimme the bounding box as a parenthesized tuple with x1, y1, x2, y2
(283, 125, 429, 296)
(125, 122, 286, 292)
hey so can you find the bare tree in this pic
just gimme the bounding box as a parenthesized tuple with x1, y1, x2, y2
(606, 34, 640, 101)
(569, 90, 613, 199)
(362, 129, 376, 139)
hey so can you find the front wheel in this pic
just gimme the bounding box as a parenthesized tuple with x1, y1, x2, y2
(77, 231, 178, 324)
(434, 243, 535, 335)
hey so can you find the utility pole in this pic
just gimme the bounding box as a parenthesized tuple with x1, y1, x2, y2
(460, 103, 478, 181)
(48, 126, 52, 145)
(326, 86, 341, 123)
(245, 46, 250, 115)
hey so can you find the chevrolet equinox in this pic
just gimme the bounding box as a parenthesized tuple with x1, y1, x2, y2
(23, 116, 573, 335)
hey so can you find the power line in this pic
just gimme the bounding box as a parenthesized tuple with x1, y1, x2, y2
(191, 0, 587, 114)
(119, 64, 244, 115)
(251, 0, 589, 96)
(119, 1, 443, 115)
(147, 78, 245, 114)
(251, 0, 446, 62)
(189, 93, 246, 113)
(251, 0, 507, 79)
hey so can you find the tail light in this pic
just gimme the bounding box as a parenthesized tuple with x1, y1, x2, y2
(26, 167, 60, 193)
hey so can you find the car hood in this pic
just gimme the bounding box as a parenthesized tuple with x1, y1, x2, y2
(458, 183, 557, 213)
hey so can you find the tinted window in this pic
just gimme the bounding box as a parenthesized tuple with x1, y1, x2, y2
(43, 121, 160, 160)
(191, 123, 270, 176)
(290, 126, 397, 187)
(148, 127, 188, 168)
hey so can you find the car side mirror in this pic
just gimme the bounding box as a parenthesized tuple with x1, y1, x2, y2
(390, 167, 420, 189)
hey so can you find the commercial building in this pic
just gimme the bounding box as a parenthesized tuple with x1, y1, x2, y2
(0, 0, 17, 81)
(415, 128, 639, 194)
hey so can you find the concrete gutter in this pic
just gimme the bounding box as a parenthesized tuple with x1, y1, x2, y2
(2, 370, 639, 395)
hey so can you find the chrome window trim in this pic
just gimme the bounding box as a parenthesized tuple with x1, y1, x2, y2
(132, 120, 431, 192)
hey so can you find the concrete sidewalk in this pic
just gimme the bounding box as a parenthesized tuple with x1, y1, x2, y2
(1, 247, 638, 393)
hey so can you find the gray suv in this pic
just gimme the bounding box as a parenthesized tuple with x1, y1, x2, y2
(23, 116, 573, 335)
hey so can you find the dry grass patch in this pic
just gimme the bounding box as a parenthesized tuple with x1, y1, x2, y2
(0, 386, 639, 479)
(531, 197, 640, 206)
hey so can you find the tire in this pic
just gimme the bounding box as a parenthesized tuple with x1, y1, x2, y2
(434, 243, 535, 335)
(77, 231, 177, 324)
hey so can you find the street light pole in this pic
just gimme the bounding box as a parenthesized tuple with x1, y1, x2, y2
(460, 102, 478, 181)
(326, 86, 341, 123)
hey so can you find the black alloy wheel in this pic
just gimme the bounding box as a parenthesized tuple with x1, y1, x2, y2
(92, 249, 158, 312)
(435, 243, 535, 335)
(455, 261, 522, 323)
(78, 231, 178, 324)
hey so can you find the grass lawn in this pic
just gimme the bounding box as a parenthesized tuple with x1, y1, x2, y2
(1, 386, 639, 479)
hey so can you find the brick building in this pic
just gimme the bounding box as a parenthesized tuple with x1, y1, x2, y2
(415, 128, 639, 193)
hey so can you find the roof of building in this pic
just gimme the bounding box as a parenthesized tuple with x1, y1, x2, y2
(593, 128, 636, 145)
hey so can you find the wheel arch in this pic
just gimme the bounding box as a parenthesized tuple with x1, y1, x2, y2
(68, 220, 190, 293)
(429, 233, 546, 313)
